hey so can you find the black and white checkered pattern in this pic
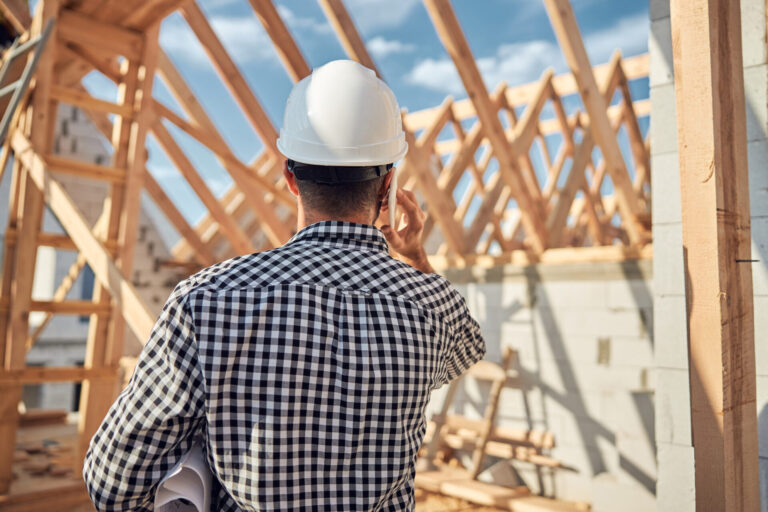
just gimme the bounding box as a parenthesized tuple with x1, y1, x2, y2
(83, 221, 485, 511)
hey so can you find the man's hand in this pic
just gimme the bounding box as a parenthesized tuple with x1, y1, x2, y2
(378, 189, 435, 274)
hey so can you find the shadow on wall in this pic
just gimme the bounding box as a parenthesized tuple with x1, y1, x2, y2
(760, 404, 768, 509)
(447, 259, 656, 505)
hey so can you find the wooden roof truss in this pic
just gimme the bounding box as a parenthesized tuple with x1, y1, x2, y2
(0, 0, 651, 504)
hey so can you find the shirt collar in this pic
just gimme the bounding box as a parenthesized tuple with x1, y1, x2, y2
(286, 221, 389, 254)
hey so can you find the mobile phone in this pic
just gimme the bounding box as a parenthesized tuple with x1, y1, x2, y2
(388, 167, 398, 227)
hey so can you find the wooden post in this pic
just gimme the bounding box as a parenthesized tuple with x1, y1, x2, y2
(0, 0, 59, 493)
(670, 0, 760, 509)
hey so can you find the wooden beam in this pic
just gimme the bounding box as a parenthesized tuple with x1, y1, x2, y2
(181, 1, 280, 157)
(429, 242, 653, 271)
(423, 0, 548, 254)
(247, 0, 311, 81)
(402, 122, 467, 254)
(543, 0, 644, 246)
(0, 2, 59, 494)
(57, 9, 144, 60)
(143, 170, 216, 266)
(153, 99, 295, 209)
(156, 51, 294, 255)
(670, 0, 759, 509)
(405, 53, 649, 130)
(46, 154, 126, 182)
(0, 366, 116, 384)
(11, 131, 155, 340)
(0, 0, 31, 34)
(151, 119, 256, 255)
(318, 0, 382, 78)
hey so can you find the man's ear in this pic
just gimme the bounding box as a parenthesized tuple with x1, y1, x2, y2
(379, 169, 394, 201)
(283, 161, 300, 197)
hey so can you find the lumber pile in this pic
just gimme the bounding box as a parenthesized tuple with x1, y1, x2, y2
(416, 350, 587, 511)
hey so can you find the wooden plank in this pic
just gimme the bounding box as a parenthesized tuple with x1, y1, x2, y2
(11, 131, 155, 339)
(542, 0, 644, 246)
(49, 84, 132, 117)
(143, 170, 216, 266)
(26, 255, 86, 349)
(0, 2, 59, 494)
(151, 119, 256, 255)
(317, 0, 382, 78)
(45, 154, 126, 182)
(247, 0, 311, 81)
(181, 1, 280, 156)
(670, 0, 759, 509)
(0, 366, 116, 384)
(153, 99, 295, 209)
(405, 53, 649, 130)
(401, 124, 467, 254)
(429, 243, 653, 271)
(423, 0, 548, 254)
(156, 50, 293, 252)
(0, 0, 31, 34)
(462, 71, 553, 251)
(57, 9, 143, 60)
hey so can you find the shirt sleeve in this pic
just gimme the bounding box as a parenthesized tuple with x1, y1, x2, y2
(82, 287, 206, 512)
(436, 287, 486, 386)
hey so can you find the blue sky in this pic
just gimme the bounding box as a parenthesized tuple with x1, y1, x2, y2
(83, 0, 650, 230)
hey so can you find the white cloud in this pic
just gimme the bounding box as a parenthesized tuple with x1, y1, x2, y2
(366, 36, 415, 59)
(160, 14, 277, 66)
(405, 40, 561, 95)
(404, 58, 462, 95)
(583, 12, 649, 62)
(405, 12, 648, 95)
(277, 5, 333, 35)
(344, 0, 419, 32)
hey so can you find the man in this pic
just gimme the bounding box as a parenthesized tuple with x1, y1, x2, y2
(84, 60, 485, 511)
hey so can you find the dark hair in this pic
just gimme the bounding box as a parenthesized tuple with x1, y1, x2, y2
(295, 175, 386, 218)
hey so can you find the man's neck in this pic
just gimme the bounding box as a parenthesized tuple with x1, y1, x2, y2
(297, 206, 375, 231)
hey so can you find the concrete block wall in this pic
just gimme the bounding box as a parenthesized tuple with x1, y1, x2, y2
(441, 261, 655, 511)
(650, 0, 768, 510)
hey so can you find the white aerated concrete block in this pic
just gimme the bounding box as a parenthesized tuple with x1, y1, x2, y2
(654, 295, 689, 370)
(744, 65, 768, 142)
(655, 368, 692, 446)
(534, 280, 608, 310)
(651, 152, 682, 224)
(649, 0, 669, 22)
(758, 375, 768, 458)
(742, 0, 768, 67)
(649, 84, 678, 156)
(650, 17, 674, 87)
(593, 473, 656, 512)
(656, 443, 695, 512)
(652, 223, 685, 297)
(749, 140, 768, 218)
(606, 279, 654, 310)
(752, 218, 768, 296)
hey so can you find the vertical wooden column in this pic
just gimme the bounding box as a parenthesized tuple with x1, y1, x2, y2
(76, 22, 159, 466)
(670, 0, 759, 509)
(0, 0, 59, 493)
(0, 0, 60, 493)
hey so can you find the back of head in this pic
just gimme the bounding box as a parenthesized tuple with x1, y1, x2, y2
(277, 60, 408, 218)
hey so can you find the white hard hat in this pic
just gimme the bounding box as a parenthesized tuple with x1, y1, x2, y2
(277, 60, 408, 169)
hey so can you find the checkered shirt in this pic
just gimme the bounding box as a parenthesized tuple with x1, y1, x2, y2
(83, 221, 485, 511)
